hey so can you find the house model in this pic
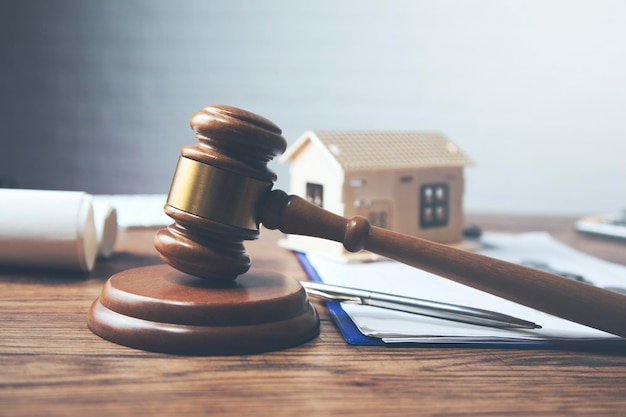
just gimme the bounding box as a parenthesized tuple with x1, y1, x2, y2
(279, 131, 474, 260)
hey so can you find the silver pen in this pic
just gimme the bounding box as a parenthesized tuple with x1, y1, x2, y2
(301, 281, 541, 330)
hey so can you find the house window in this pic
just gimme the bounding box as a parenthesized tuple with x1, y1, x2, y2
(348, 178, 366, 187)
(420, 183, 449, 228)
(306, 183, 324, 207)
(368, 210, 389, 229)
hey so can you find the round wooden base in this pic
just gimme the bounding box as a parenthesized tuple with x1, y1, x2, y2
(87, 265, 320, 355)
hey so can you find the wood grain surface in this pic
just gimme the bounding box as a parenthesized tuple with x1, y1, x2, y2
(1, 215, 626, 416)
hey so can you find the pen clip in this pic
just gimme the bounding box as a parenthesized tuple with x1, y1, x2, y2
(303, 287, 363, 304)
(301, 281, 541, 330)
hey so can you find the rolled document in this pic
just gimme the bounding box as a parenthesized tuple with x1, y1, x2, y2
(0, 189, 99, 271)
(92, 199, 118, 258)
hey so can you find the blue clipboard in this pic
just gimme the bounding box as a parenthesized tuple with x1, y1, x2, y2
(294, 251, 626, 351)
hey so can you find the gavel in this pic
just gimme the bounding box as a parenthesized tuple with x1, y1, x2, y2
(88, 104, 626, 355)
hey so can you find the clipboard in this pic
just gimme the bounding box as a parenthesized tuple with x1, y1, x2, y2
(294, 232, 626, 349)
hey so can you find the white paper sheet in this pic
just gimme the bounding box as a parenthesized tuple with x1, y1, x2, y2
(92, 194, 169, 228)
(306, 232, 626, 344)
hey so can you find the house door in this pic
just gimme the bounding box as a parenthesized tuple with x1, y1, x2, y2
(357, 199, 393, 230)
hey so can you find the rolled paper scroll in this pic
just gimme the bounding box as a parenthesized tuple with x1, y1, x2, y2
(0, 189, 99, 271)
(92, 199, 118, 258)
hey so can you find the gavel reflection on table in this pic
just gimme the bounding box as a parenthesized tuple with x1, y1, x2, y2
(87, 105, 626, 355)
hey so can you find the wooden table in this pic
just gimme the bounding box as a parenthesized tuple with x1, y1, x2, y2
(2, 215, 626, 416)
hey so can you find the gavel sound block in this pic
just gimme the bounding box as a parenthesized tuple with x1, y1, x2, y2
(88, 105, 626, 356)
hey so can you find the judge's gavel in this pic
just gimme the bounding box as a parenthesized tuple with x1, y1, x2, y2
(89, 104, 626, 356)
(156, 104, 626, 337)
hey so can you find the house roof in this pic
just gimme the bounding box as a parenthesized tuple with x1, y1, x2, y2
(281, 131, 473, 171)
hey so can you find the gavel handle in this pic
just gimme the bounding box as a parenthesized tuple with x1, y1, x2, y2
(260, 190, 626, 337)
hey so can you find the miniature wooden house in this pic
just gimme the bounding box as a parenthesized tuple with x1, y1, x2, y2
(279, 131, 473, 259)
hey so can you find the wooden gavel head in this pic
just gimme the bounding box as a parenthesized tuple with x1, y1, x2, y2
(154, 105, 287, 280)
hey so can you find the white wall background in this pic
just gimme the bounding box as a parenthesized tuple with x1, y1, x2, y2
(1, 0, 625, 215)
